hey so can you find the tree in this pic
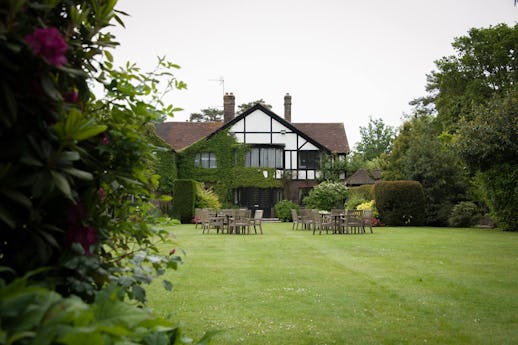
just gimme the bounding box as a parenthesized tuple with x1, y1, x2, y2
(384, 115, 469, 225)
(355, 117, 396, 161)
(426, 23, 518, 132)
(189, 107, 223, 122)
(455, 91, 518, 231)
(237, 99, 272, 113)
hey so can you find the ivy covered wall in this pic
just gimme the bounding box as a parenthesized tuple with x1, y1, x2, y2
(149, 126, 177, 194)
(176, 130, 282, 205)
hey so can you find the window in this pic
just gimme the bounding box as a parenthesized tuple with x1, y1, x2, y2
(194, 152, 217, 168)
(245, 146, 284, 168)
(298, 151, 320, 169)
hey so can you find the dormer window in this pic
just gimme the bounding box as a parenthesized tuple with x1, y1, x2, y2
(194, 152, 217, 168)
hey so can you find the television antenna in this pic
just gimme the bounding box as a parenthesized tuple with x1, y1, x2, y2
(208, 76, 225, 97)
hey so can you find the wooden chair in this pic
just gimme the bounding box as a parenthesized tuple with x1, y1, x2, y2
(312, 210, 333, 235)
(194, 208, 203, 229)
(300, 209, 315, 230)
(248, 209, 263, 234)
(362, 209, 374, 233)
(228, 209, 250, 234)
(291, 209, 302, 230)
(344, 209, 364, 234)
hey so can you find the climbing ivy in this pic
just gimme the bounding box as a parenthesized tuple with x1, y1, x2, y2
(177, 130, 281, 205)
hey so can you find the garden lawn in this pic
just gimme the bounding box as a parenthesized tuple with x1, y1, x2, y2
(147, 224, 518, 345)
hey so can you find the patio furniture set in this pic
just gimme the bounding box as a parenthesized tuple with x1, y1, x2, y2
(291, 208, 374, 235)
(195, 208, 263, 234)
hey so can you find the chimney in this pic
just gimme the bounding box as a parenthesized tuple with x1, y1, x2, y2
(223, 92, 235, 124)
(284, 93, 292, 122)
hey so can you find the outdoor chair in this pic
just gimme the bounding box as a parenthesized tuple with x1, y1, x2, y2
(228, 209, 250, 234)
(344, 209, 364, 234)
(291, 209, 302, 230)
(312, 210, 333, 235)
(300, 209, 315, 230)
(248, 209, 263, 234)
(362, 209, 374, 233)
(194, 208, 203, 229)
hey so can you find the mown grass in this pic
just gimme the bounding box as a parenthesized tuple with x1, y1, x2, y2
(147, 223, 518, 345)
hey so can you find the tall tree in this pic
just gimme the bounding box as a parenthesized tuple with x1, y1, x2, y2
(189, 107, 223, 122)
(455, 91, 518, 231)
(426, 23, 518, 132)
(355, 117, 396, 161)
(384, 114, 469, 226)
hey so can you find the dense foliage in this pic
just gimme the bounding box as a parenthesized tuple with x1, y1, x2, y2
(448, 201, 482, 227)
(172, 179, 197, 223)
(374, 181, 425, 226)
(384, 115, 469, 225)
(355, 117, 396, 161)
(302, 181, 349, 211)
(0, 1, 210, 343)
(177, 130, 281, 206)
(274, 199, 299, 222)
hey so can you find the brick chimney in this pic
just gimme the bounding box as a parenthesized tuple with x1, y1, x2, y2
(223, 92, 235, 124)
(284, 93, 292, 122)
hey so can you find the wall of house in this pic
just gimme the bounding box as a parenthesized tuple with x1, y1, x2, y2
(228, 109, 320, 174)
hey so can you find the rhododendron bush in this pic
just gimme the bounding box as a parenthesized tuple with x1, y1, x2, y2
(0, 2, 206, 343)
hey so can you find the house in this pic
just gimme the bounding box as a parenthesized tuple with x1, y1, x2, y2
(155, 93, 350, 217)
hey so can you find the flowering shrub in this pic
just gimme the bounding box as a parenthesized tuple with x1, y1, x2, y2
(303, 181, 349, 211)
(356, 200, 381, 226)
(0, 0, 213, 344)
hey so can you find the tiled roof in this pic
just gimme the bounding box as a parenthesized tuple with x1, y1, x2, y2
(155, 113, 350, 155)
(292, 123, 350, 154)
(346, 169, 382, 186)
(154, 121, 223, 151)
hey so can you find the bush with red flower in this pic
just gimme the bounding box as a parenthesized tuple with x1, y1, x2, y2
(0, 1, 205, 344)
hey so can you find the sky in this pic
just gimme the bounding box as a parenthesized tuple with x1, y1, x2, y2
(110, 0, 516, 147)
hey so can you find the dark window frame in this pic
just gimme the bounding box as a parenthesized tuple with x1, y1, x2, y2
(194, 152, 217, 168)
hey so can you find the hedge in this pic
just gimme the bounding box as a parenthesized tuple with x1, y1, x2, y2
(374, 181, 425, 226)
(172, 179, 197, 223)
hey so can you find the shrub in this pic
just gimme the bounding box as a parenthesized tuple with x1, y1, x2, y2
(303, 181, 349, 211)
(448, 201, 482, 227)
(275, 200, 299, 222)
(346, 193, 368, 210)
(356, 200, 379, 219)
(350, 185, 375, 200)
(195, 187, 221, 210)
(476, 164, 518, 231)
(374, 181, 425, 226)
(172, 179, 197, 223)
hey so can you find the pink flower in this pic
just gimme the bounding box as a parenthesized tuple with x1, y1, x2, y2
(25, 27, 68, 67)
(64, 90, 79, 103)
(100, 133, 110, 145)
(66, 202, 97, 256)
(97, 187, 106, 202)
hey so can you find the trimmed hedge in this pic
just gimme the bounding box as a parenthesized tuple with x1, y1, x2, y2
(374, 181, 425, 226)
(350, 184, 375, 201)
(172, 179, 197, 223)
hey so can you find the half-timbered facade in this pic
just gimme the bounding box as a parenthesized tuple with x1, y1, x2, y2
(155, 93, 350, 217)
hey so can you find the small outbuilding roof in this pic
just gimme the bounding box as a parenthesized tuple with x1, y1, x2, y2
(346, 168, 382, 186)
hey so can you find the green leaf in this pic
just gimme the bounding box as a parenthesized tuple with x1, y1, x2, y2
(73, 124, 107, 141)
(50, 171, 72, 199)
(41, 76, 62, 102)
(62, 168, 93, 181)
(0, 204, 16, 228)
(1, 189, 32, 209)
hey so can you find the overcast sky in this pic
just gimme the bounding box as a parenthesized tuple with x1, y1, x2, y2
(111, 0, 516, 147)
